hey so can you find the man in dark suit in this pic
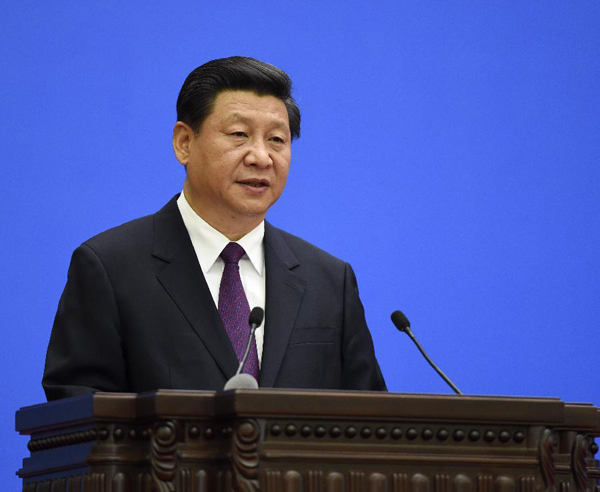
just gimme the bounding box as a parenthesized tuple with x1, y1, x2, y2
(43, 56, 386, 400)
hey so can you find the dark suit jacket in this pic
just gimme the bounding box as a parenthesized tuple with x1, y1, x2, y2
(42, 196, 386, 400)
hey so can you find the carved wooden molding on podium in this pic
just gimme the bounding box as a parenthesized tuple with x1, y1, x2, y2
(16, 390, 600, 491)
(232, 418, 261, 492)
(150, 420, 178, 492)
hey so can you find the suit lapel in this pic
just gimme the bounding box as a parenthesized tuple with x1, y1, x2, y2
(151, 196, 239, 380)
(259, 223, 306, 387)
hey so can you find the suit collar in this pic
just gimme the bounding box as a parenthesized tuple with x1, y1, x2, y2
(263, 222, 300, 270)
(151, 194, 188, 262)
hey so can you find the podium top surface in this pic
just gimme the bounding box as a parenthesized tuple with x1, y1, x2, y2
(15, 389, 600, 435)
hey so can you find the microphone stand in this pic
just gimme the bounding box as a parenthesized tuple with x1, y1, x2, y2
(404, 325, 462, 395)
(223, 307, 263, 391)
(391, 310, 463, 395)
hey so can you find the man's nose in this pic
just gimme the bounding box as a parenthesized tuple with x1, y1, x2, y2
(243, 139, 273, 168)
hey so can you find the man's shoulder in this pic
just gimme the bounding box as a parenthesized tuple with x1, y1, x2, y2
(266, 223, 346, 269)
(83, 214, 153, 250)
(79, 196, 180, 258)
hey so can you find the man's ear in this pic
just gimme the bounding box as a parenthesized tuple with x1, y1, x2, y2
(172, 121, 195, 166)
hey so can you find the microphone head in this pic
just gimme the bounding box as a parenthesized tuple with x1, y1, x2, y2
(249, 307, 264, 327)
(223, 373, 259, 390)
(391, 310, 411, 332)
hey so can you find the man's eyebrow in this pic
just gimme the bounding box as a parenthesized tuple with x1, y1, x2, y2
(224, 113, 248, 123)
(224, 112, 290, 131)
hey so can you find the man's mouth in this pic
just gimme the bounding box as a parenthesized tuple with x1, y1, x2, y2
(237, 179, 270, 188)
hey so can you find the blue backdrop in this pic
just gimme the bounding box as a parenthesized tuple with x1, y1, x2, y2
(1, 1, 599, 485)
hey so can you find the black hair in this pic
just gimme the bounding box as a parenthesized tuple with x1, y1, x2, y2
(176, 56, 301, 140)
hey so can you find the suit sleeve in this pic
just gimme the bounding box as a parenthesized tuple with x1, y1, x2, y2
(42, 244, 129, 400)
(341, 263, 387, 391)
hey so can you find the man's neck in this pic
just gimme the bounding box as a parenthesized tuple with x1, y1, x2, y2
(181, 190, 263, 241)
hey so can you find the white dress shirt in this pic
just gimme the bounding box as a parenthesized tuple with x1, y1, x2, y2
(177, 192, 266, 364)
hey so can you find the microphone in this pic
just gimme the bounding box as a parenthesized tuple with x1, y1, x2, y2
(391, 310, 463, 395)
(223, 307, 264, 390)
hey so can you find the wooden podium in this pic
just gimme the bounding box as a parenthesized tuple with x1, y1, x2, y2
(16, 390, 600, 492)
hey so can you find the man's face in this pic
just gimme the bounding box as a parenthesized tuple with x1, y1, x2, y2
(176, 90, 292, 234)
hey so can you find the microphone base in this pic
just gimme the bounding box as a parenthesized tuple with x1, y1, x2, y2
(223, 374, 259, 390)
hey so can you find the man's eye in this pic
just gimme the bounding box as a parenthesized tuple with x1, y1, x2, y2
(230, 132, 247, 138)
(270, 136, 285, 144)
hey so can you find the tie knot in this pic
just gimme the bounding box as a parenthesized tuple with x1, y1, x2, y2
(220, 242, 246, 264)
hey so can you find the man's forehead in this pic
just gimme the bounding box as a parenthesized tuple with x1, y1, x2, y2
(213, 91, 289, 125)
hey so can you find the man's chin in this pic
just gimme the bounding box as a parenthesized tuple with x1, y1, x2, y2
(232, 196, 278, 217)
(235, 206, 270, 220)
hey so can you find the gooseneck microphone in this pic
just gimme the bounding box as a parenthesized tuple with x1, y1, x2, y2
(391, 310, 463, 395)
(223, 307, 264, 390)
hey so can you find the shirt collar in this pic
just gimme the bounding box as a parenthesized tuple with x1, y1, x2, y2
(177, 192, 265, 276)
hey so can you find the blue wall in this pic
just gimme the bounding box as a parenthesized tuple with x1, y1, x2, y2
(1, 1, 599, 485)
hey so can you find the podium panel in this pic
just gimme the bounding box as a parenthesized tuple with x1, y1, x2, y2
(16, 390, 600, 491)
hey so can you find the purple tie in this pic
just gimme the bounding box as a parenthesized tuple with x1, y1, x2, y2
(218, 242, 259, 380)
